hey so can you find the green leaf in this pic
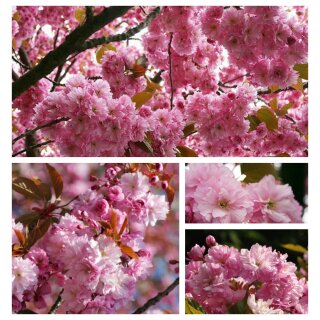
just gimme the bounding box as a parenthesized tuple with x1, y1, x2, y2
(185, 299, 205, 314)
(293, 63, 308, 80)
(183, 123, 197, 138)
(276, 103, 293, 117)
(246, 115, 261, 132)
(15, 213, 40, 226)
(228, 297, 252, 314)
(176, 146, 198, 157)
(46, 164, 63, 199)
(281, 243, 307, 253)
(256, 107, 278, 131)
(13, 177, 44, 201)
(241, 163, 278, 183)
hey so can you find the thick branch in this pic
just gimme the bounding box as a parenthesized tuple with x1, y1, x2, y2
(258, 81, 308, 95)
(133, 277, 179, 314)
(80, 7, 161, 51)
(12, 117, 70, 145)
(13, 6, 133, 100)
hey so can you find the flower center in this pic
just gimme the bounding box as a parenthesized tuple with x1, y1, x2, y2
(218, 200, 229, 209)
(267, 201, 276, 209)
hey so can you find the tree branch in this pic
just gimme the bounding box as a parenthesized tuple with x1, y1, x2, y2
(258, 81, 308, 95)
(133, 277, 179, 314)
(12, 117, 70, 145)
(13, 140, 55, 157)
(13, 6, 133, 100)
(80, 7, 161, 52)
(168, 32, 174, 110)
(49, 290, 63, 314)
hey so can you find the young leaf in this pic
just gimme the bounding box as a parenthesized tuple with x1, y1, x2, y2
(75, 8, 86, 24)
(13, 177, 44, 201)
(183, 123, 197, 138)
(185, 299, 204, 314)
(293, 63, 308, 80)
(119, 216, 128, 237)
(15, 212, 40, 226)
(256, 107, 278, 131)
(241, 163, 278, 183)
(96, 44, 117, 64)
(269, 97, 278, 112)
(276, 103, 293, 117)
(126, 55, 148, 78)
(291, 77, 304, 93)
(26, 219, 52, 250)
(246, 115, 261, 131)
(134, 139, 154, 154)
(46, 164, 63, 199)
(281, 243, 307, 253)
(166, 184, 175, 205)
(32, 179, 52, 202)
(131, 90, 154, 109)
(176, 145, 198, 157)
(269, 85, 279, 93)
(12, 243, 26, 257)
(13, 229, 26, 246)
(120, 245, 139, 259)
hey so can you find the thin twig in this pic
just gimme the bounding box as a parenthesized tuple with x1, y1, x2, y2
(18, 47, 32, 68)
(53, 28, 60, 50)
(49, 290, 63, 314)
(133, 277, 179, 314)
(12, 117, 70, 145)
(59, 59, 77, 82)
(258, 81, 308, 95)
(168, 32, 174, 110)
(12, 140, 55, 157)
(56, 196, 79, 209)
(50, 64, 64, 92)
(222, 73, 249, 85)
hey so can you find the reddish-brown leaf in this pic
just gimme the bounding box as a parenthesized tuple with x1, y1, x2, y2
(12, 177, 44, 201)
(13, 228, 26, 246)
(46, 164, 63, 199)
(166, 184, 175, 205)
(119, 216, 128, 237)
(120, 245, 139, 259)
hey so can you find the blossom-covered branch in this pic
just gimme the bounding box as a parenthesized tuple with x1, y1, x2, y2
(80, 7, 161, 52)
(13, 6, 133, 99)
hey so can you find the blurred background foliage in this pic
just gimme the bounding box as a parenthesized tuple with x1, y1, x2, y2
(185, 229, 308, 263)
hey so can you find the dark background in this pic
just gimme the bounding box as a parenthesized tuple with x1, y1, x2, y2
(185, 229, 308, 263)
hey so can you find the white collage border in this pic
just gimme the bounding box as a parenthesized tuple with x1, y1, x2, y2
(2, 0, 319, 319)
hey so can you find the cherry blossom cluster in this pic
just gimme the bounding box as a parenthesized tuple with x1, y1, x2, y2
(32, 75, 149, 156)
(12, 164, 176, 313)
(186, 164, 303, 223)
(186, 236, 308, 314)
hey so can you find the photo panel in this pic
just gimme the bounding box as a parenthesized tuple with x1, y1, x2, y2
(185, 229, 308, 314)
(12, 163, 179, 314)
(185, 163, 308, 223)
(12, 6, 308, 157)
